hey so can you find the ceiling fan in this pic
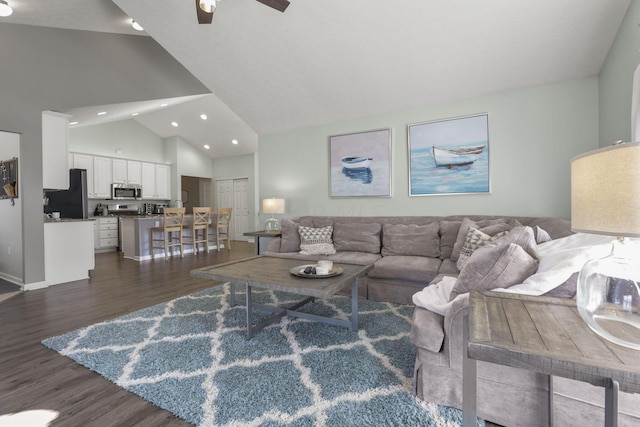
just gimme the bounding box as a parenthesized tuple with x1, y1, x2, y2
(196, 0, 290, 24)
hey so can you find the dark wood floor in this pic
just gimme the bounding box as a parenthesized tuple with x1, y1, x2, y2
(0, 242, 255, 426)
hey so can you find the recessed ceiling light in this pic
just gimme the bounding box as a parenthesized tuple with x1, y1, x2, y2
(200, 114, 208, 120)
(69, 121, 79, 126)
(97, 111, 107, 116)
(131, 112, 139, 116)
(171, 121, 178, 127)
(0, 0, 13, 17)
(160, 103, 168, 107)
(204, 145, 210, 150)
(131, 20, 144, 31)
(232, 139, 238, 145)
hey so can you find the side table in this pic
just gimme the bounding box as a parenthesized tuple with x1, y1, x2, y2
(243, 230, 282, 255)
(463, 290, 640, 427)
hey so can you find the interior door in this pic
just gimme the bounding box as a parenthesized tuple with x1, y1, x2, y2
(233, 178, 249, 240)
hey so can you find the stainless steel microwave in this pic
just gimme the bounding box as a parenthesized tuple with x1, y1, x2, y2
(111, 184, 142, 200)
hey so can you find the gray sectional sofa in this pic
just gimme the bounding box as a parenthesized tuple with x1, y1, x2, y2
(263, 214, 640, 426)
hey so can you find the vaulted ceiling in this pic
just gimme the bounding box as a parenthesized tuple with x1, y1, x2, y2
(2, 0, 631, 158)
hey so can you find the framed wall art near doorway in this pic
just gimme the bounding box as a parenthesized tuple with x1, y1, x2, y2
(329, 128, 391, 198)
(408, 113, 489, 196)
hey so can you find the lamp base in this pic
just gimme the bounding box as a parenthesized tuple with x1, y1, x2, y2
(264, 217, 280, 231)
(576, 238, 640, 350)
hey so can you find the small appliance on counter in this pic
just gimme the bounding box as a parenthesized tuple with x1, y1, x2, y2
(153, 203, 168, 214)
(143, 203, 154, 215)
(94, 203, 109, 216)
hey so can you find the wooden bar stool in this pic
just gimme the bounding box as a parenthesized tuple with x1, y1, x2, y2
(183, 207, 212, 254)
(215, 207, 232, 251)
(151, 207, 185, 259)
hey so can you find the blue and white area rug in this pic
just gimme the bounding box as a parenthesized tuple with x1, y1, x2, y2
(42, 284, 482, 426)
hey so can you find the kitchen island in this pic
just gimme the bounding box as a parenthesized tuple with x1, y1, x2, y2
(120, 215, 219, 261)
(40, 218, 95, 289)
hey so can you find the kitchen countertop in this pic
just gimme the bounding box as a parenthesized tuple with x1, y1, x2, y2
(45, 218, 96, 223)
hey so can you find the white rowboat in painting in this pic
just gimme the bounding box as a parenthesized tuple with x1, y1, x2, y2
(341, 157, 373, 169)
(432, 145, 485, 167)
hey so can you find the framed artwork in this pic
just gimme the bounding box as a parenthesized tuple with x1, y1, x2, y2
(408, 114, 489, 196)
(0, 157, 18, 201)
(329, 128, 392, 198)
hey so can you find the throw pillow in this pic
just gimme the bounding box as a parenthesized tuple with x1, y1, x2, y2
(333, 222, 382, 254)
(381, 222, 440, 258)
(456, 227, 508, 271)
(534, 225, 552, 244)
(450, 218, 510, 262)
(450, 242, 538, 300)
(299, 225, 336, 255)
(439, 220, 462, 259)
(486, 225, 538, 259)
(279, 218, 314, 252)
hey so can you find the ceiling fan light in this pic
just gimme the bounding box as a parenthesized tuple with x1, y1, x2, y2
(199, 0, 216, 14)
(0, 0, 13, 17)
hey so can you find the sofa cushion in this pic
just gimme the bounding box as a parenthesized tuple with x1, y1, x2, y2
(299, 225, 336, 255)
(456, 227, 508, 270)
(451, 218, 510, 262)
(439, 220, 462, 259)
(279, 218, 314, 253)
(333, 222, 382, 254)
(450, 242, 538, 300)
(368, 255, 441, 283)
(381, 222, 440, 257)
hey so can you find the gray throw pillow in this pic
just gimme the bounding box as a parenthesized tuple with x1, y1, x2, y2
(486, 225, 538, 259)
(279, 219, 301, 252)
(456, 227, 508, 270)
(439, 220, 462, 259)
(381, 222, 440, 258)
(299, 225, 336, 255)
(333, 222, 382, 254)
(450, 218, 509, 262)
(450, 242, 538, 300)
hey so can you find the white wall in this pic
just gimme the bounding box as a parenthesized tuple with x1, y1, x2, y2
(69, 119, 166, 163)
(259, 78, 600, 220)
(599, 0, 640, 146)
(0, 131, 22, 284)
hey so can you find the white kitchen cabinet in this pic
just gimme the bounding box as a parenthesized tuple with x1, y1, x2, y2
(112, 159, 127, 184)
(127, 161, 142, 185)
(141, 162, 171, 200)
(42, 111, 71, 190)
(95, 217, 118, 251)
(93, 156, 112, 199)
(71, 153, 95, 198)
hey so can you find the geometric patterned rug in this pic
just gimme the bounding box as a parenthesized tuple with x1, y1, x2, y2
(42, 284, 482, 426)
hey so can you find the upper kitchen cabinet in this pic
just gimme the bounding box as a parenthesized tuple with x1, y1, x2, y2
(141, 162, 170, 200)
(70, 153, 111, 199)
(113, 159, 142, 185)
(42, 111, 71, 189)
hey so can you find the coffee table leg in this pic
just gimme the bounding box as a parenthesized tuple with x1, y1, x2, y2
(351, 278, 359, 331)
(246, 284, 254, 339)
(230, 282, 236, 306)
(605, 378, 619, 427)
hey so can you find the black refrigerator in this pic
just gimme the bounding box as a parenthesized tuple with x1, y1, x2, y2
(44, 169, 89, 219)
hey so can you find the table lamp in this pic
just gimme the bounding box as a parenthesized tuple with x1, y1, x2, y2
(262, 197, 285, 231)
(571, 141, 640, 349)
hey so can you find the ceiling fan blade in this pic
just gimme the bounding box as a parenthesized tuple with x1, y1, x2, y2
(255, 0, 290, 12)
(196, 0, 214, 24)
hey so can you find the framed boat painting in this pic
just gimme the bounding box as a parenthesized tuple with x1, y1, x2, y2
(408, 113, 490, 196)
(329, 128, 391, 198)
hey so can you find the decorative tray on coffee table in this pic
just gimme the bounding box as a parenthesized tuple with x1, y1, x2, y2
(290, 264, 344, 279)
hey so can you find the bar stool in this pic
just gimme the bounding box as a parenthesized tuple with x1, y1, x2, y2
(216, 207, 232, 251)
(150, 207, 185, 259)
(183, 207, 212, 254)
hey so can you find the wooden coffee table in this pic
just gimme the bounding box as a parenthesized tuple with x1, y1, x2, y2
(191, 256, 373, 339)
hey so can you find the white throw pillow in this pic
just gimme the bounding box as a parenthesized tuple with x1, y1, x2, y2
(299, 225, 336, 255)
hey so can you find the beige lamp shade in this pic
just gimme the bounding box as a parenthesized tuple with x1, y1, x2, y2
(262, 198, 285, 215)
(571, 142, 640, 237)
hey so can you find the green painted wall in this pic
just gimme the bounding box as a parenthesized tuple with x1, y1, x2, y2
(259, 78, 599, 221)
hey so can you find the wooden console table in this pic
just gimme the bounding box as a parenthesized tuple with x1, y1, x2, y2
(463, 290, 640, 427)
